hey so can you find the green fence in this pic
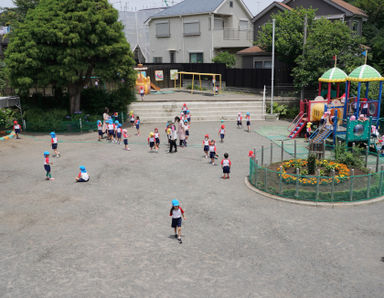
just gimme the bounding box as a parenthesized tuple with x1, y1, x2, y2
(248, 143, 384, 203)
(25, 119, 98, 133)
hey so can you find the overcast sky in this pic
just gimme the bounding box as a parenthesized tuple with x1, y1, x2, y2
(1, 0, 275, 15)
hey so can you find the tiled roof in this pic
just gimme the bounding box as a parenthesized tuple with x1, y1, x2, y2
(331, 0, 367, 17)
(277, 2, 293, 11)
(149, 0, 224, 19)
(237, 46, 267, 55)
(252, 1, 292, 23)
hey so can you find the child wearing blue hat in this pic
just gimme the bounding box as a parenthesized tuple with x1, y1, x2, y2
(186, 110, 191, 123)
(170, 199, 186, 243)
(50, 132, 60, 157)
(97, 120, 103, 141)
(116, 123, 122, 144)
(75, 166, 90, 182)
(246, 112, 251, 132)
(107, 119, 114, 142)
(135, 116, 140, 136)
(43, 151, 54, 180)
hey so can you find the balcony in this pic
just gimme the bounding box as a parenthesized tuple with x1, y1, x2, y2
(213, 28, 253, 48)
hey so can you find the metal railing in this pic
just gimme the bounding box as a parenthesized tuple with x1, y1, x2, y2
(248, 142, 384, 203)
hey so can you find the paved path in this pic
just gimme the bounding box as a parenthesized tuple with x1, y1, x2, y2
(1, 120, 383, 297)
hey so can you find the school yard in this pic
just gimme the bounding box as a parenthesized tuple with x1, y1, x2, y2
(1, 120, 384, 297)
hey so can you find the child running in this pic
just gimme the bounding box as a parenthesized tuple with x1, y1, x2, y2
(154, 128, 160, 150)
(43, 151, 54, 180)
(237, 112, 242, 128)
(246, 112, 251, 132)
(75, 166, 90, 182)
(13, 120, 21, 139)
(219, 124, 225, 143)
(148, 132, 156, 151)
(170, 199, 186, 244)
(221, 153, 232, 179)
(50, 132, 60, 157)
(122, 129, 130, 151)
(203, 134, 210, 158)
(209, 139, 217, 165)
(135, 116, 140, 136)
(97, 120, 103, 141)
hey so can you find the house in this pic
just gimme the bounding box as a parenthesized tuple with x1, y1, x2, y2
(239, 0, 367, 71)
(253, 0, 367, 39)
(119, 8, 165, 64)
(145, 0, 253, 65)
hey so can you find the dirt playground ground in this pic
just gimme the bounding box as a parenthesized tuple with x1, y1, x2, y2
(1, 120, 384, 297)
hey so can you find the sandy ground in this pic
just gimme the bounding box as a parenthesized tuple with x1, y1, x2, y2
(1, 120, 384, 297)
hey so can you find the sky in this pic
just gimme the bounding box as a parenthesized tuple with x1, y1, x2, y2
(0, 0, 275, 15)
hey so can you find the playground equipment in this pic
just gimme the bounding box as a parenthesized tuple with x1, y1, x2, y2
(289, 61, 384, 148)
(175, 72, 222, 95)
(134, 64, 161, 94)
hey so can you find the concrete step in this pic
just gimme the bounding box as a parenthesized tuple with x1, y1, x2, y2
(129, 100, 265, 123)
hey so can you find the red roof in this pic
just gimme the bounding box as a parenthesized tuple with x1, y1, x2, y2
(237, 46, 268, 55)
(277, 2, 292, 11)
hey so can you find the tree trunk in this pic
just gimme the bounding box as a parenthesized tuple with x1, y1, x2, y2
(69, 83, 82, 114)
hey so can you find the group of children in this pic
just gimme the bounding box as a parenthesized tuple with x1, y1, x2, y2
(43, 132, 89, 182)
(236, 112, 251, 132)
(97, 118, 132, 150)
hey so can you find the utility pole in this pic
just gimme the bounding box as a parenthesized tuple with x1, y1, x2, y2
(300, 14, 308, 100)
(271, 18, 275, 114)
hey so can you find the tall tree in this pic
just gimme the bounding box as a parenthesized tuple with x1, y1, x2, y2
(0, 0, 39, 26)
(292, 18, 363, 89)
(5, 0, 135, 113)
(256, 8, 316, 70)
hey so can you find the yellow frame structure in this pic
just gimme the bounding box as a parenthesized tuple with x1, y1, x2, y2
(174, 71, 222, 95)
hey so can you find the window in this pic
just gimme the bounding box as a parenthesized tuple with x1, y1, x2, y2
(184, 21, 200, 36)
(169, 51, 175, 63)
(229, 1, 233, 7)
(153, 57, 163, 63)
(254, 61, 263, 69)
(214, 17, 224, 30)
(352, 21, 359, 32)
(189, 53, 203, 63)
(239, 20, 248, 30)
(263, 61, 272, 69)
(156, 21, 170, 38)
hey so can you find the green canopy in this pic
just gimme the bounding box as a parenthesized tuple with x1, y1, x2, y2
(318, 67, 348, 83)
(348, 64, 384, 82)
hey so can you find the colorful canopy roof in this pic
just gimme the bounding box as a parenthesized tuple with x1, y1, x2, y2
(348, 64, 384, 82)
(318, 67, 348, 83)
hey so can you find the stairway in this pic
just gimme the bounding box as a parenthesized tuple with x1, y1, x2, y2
(129, 101, 264, 123)
(288, 120, 306, 139)
(311, 126, 333, 143)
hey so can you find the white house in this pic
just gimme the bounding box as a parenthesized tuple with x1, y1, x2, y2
(146, 0, 253, 65)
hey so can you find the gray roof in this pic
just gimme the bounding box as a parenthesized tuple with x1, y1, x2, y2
(149, 0, 225, 19)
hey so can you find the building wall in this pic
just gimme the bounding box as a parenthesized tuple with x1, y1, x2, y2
(253, 6, 283, 41)
(286, 0, 341, 15)
(217, 0, 252, 28)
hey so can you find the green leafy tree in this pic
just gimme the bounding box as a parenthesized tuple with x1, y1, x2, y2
(256, 8, 316, 69)
(212, 51, 236, 68)
(0, 0, 40, 26)
(0, 61, 7, 96)
(5, 0, 135, 114)
(292, 18, 363, 89)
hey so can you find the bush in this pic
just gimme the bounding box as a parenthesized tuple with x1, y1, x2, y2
(24, 108, 68, 131)
(266, 102, 288, 117)
(0, 108, 19, 129)
(212, 51, 236, 68)
(307, 154, 316, 175)
(335, 143, 365, 169)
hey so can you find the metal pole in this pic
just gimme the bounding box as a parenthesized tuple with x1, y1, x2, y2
(316, 169, 320, 201)
(331, 169, 335, 202)
(376, 152, 380, 172)
(349, 169, 354, 201)
(300, 15, 308, 100)
(254, 159, 258, 186)
(365, 145, 369, 168)
(261, 145, 264, 166)
(281, 140, 284, 162)
(79, 118, 83, 133)
(380, 165, 384, 195)
(270, 143, 273, 164)
(264, 167, 268, 191)
(271, 18, 275, 114)
(279, 166, 283, 194)
(294, 139, 297, 159)
(366, 173, 371, 199)
(263, 85, 266, 117)
(295, 168, 299, 199)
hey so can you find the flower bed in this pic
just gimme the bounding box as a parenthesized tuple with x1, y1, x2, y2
(277, 159, 350, 185)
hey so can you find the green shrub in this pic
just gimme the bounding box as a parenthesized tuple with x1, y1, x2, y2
(266, 102, 288, 117)
(0, 108, 19, 129)
(24, 108, 68, 132)
(335, 143, 365, 169)
(307, 154, 316, 175)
